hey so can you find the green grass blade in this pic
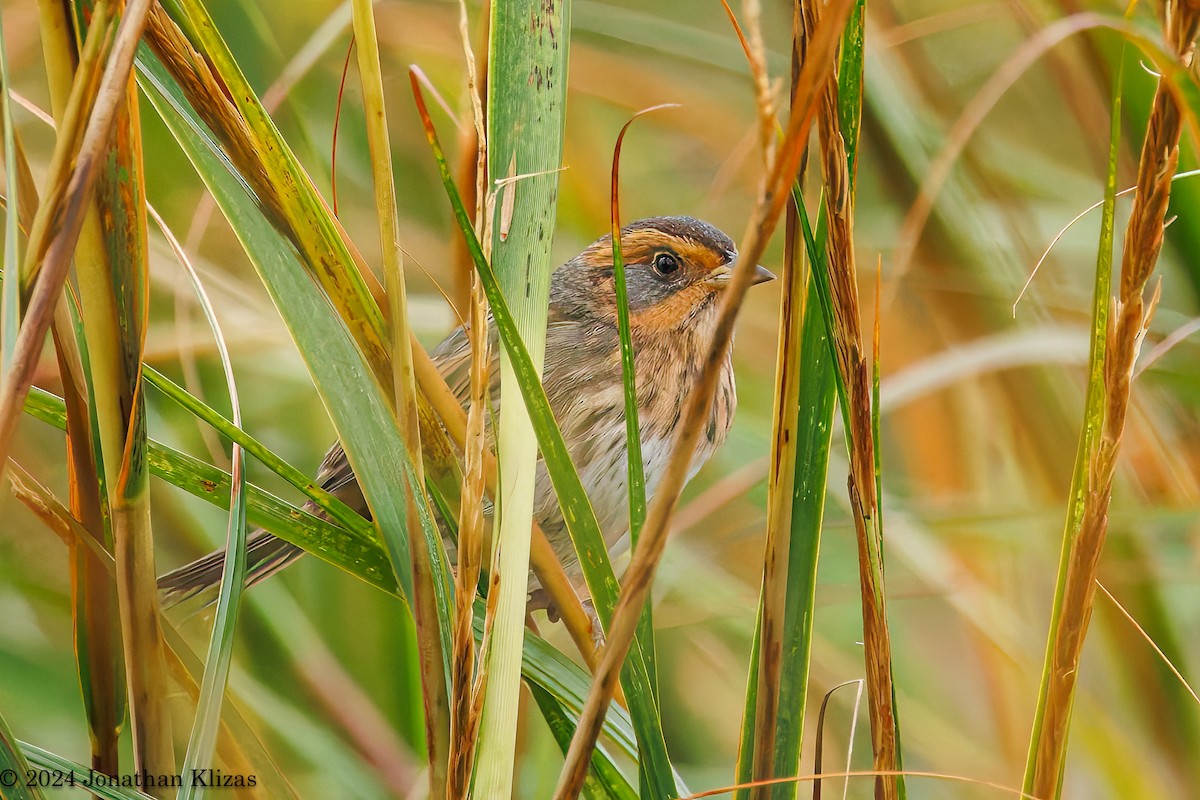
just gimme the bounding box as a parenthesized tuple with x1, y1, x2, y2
(528, 683, 638, 800)
(736, 194, 836, 800)
(163, 211, 249, 800)
(348, 0, 449, 788)
(1022, 43, 1125, 799)
(734, 599, 762, 791)
(772, 260, 838, 800)
(836, 4, 906, 791)
(143, 368, 376, 542)
(0, 713, 46, 800)
(608, 109, 676, 716)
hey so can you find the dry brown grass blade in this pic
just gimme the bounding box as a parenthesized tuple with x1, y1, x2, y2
(678, 769, 1040, 800)
(812, 679, 865, 800)
(142, 3, 281, 222)
(16, 15, 109, 294)
(552, 3, 855, 798)
(7, 458, 110, 560)
(1097, 581, 1200, 709)
(1026, 3, 1200, 797)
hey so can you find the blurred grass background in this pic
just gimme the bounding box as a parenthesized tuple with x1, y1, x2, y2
(1, 0, 1198, 797)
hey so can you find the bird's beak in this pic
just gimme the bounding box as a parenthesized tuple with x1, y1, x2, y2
(706, 263, 777, 286)
(752, 264, 776, 284)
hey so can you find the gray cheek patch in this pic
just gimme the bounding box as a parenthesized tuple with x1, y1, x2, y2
(625, 264, 685, 311)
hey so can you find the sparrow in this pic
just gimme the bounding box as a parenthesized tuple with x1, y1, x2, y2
(158, 216, 774, 610)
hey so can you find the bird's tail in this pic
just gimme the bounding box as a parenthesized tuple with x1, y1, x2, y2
(157, 529, 304, 613)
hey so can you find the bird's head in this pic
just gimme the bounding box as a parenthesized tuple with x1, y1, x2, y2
(550, 216, 774, 335)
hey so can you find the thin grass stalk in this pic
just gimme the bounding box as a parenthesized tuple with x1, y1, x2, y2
(1024, 5, 1200, 796)
(475, 1, 572, 796)
(350, 0, 449, 791)
(0, 0, 20, 367)
(450, 324, 487, 798)
(448, 1, 491, 794)
(153, 208, 249, 800)
(34, 1, 126, 778)
(806, 2, 903, 797)
(553, 3, 855, 797)
(609, 105, 680, 713)
(450, 0, 490, 316)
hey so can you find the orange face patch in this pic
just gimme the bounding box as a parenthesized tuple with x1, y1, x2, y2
(630, 281, 716, 335)
(624, 232, 730, 334)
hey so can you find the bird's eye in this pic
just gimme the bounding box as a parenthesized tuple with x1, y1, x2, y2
(652, 251, 680, 276)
